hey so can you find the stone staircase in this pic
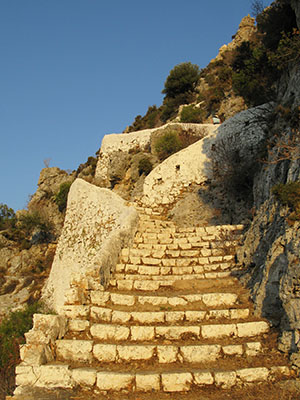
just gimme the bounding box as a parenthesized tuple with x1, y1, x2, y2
(14, 208, 292, 397)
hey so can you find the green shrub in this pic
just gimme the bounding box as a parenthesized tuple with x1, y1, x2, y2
(0, 303, 41, 397)
(138, 157, 153, 176)
(180, 105, 205, 123)
(54, 181, 72, 212)
(162, 62, 200, 98)
(154, 131, 183, 161)
(272, 181, 300, 221)
(0, 204, 16, 231)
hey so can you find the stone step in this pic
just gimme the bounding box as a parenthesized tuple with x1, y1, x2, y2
(67, 307, 251, 329)
(116, 263, 237, 275)
(121, 247, 236, 259)
(120, 254, 236, 266)
(85, 290, 240, 308)
(87, 320, 269, 341)
(15, 363, 291, 392)
(54, 340, 264, 364)
(135, 236, 241, 247)
(110, 274, 235, 291)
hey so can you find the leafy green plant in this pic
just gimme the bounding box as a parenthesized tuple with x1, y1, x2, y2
(0, 204, 16, 231)
(162, 62, 200, 98)
(180, 105, 205, 123)
(0, 303, 41, 397)
(154, 131, 183, 161)
(272, 181, 300, 221)
(54, 181, 72, 212)
(138, 157, 153, 176)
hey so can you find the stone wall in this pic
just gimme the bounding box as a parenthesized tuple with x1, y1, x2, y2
(42, 179, 138, 313)
(94, 122, 215, 189)
(141, 105, 273, 209)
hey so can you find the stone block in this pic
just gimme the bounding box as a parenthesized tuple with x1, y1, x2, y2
(168, 297, 188, 306)
(136, 373, 160, 391)
(90, 306, 112, 322)
(131, 326, 155, 341)
(90, 291, 110, 306)
(206, 309, 230, 320)
(110, 293, 135, 306)
(138, 295, 168, 306)
(93, 344, 117, 362)
(193, 371, 214, 386)
(68, 319, 89, 332)
(162, 372, 193, 392)
(222, 344, 243, 356)
(185, 311, 206, 322)
(117, 345, 155, 361)
(131, 311, 165, 324)
(165, 311, 185, 323)
(157, 345, 178, 363)
(245, 342, 262, 356)
(117, 280, 134, 291)
(36, 365, 74, 388)
(201, 293, 237, 307)
(96, 372, 134, 391)
(237, 367, 269, 382)
(201, 324, 237, 339)
(55, 340, 93, 362)
(142, 257, 161, 265)
(156, 326, 200, 340)
(230, 308, 250, 320)
(90, 324, 130, 341)
(237, 321, 269, 337)
(72, 368, 97, 386)
(15, 365, 38, 386)
(20, 343, 52, 366)
(181, 345, 221, 363)
(112, 311, 131, 323)
(134, 281, 160, 291)
(214, 371, 237, 388)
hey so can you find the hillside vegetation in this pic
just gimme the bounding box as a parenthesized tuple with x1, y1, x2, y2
(126, 0, 298, 131)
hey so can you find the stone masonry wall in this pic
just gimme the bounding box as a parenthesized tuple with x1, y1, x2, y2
(42, 178, 138, 313)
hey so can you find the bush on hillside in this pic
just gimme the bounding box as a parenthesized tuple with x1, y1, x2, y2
(272, 181, 300, 222)
(0, 204, 16, 231)
(0, 303, 41, 397)
(138, 157, 153, 176)
(180, 105, 205, 123)
(154, 131, 183, 161)
(162, 62, 200, 99)
(54, 181, 73, 212)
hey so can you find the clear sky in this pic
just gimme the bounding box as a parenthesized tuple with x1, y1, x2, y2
(0, 0, 272, 211)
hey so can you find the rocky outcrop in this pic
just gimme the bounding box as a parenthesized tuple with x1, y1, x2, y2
(28, 167, 74, 236)
(42, 179, 138, 313)
(215, 16, 256, 62)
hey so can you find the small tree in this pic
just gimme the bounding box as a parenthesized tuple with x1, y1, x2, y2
(162, 62, 200, 99)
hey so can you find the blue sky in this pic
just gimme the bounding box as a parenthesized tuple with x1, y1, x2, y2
(0, 0, 272, 211)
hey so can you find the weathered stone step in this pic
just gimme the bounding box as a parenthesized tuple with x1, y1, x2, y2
(110, 274, 235, 291)
(65, 307, 251, 329)
(116, 263, 237, 274)
(88, 320, 269, 341)
(54, 340, 264, 364)
(90, 305, 251, 323)
(135, 236, 241, 247)
(121, 247, 236, 259)
(15, 363, 290, 392)
(86, 290, 240, 308)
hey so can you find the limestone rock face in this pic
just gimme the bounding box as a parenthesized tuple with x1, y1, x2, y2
(28, 167, 74, 236)
(215, 15, 256, 61)
(42, 179, 138, 313)
(291, 0, 300, 29)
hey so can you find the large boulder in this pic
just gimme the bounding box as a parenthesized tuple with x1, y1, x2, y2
(42, 179, 138, 313)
